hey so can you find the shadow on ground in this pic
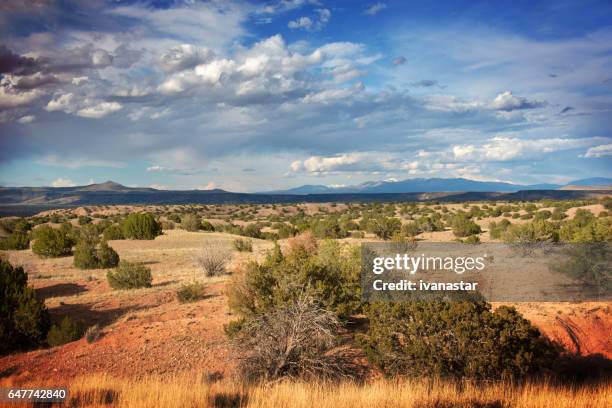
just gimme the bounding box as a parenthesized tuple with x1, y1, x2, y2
(48, 302, 152, 327)
(36, 283, 88, 299)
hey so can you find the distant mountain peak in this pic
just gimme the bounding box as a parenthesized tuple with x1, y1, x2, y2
(79, 180, 128, 191)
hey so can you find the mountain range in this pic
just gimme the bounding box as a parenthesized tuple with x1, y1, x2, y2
(0, 178, 610, 217)
(259, 177, 612, 194)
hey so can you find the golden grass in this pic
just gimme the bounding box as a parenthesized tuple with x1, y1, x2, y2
(21, 374, 611, 408)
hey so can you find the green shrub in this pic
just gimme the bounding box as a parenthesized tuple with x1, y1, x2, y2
(78, 216, 92, 225)
(311, 216, 348, 239)
(359, 301, 560, 380)
(401, 222, 420, 237)
(503, 220, 558, 243)
(0, 260, 50, 355)
(276, 223, 297, 239)
(488, 219, 511, 240)
(106, 261, 152, 289)
(233, 238, 253, 252)
(0, 231, 30, 250)
(121, 213, 162, 240)
(450, 214, 481, 237)
(227, 239, 361, 322)
(96, 242, 120, 268)
(168, 213, 182, 223)
(201, 220, 215, 231)
(243, 223, 263, 239)
(535, 210, 552, 220)
(551, 244, 611, 294)
(181, 213, 201, 231)
(551, 208, 567, 220)
(371, 216, 402, 240)
(0, 217, 31, 234)
(74, 227, 119, 269)
(464, 234, 480, 244)
(73, 240, 99, 269)
(31, 225, 74, 258)
(102, 225, 124, 240)
(47, 316, 85, 347)
(85, 324, 102, 343)
(176, 281, 207, 303)
(558, 210, 611, 242)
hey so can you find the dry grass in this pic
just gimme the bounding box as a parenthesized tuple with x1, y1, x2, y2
(19, 375, 611, 408)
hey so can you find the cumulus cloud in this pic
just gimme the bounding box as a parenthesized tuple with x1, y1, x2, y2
(423, 91, 545, 113)
(364, 3, 387, 15)
(76, 102, 122, 118)
(291, 152, 408, 173)
(288, 8, 331, 31)
(288, 16, 313, 30)
(1, 1, 609, 189)
(451, 137, 604, 161)
(160, 44, 214, 72)
(17, 115, 35, 124)
(45, 93, 75, 113)
(489, 91, 545, 111)
(0, 79, 43, 109)
(582, 144, 612, 158)
(51, 177, 76, 187)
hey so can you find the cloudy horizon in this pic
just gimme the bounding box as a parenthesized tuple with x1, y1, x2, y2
(1, 0, 611, 192)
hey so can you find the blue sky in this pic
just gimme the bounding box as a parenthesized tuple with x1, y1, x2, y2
(0, 0, 611, 191)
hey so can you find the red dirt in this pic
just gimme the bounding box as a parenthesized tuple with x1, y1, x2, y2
(0, 282, 237, 386)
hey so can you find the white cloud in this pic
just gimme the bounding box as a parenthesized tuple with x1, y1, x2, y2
(198, 182, 217, 190)
(17, 115, 35, 124)
(288, 17, 313, 30)
(150, 184, 168, 190)
(109, 2, 249, 52)
(364, 3, 387, 15)
(451, 137, 605, 161)
(72, 76, 88, 85)
(77, 101, 122, 118)
(0, 77, 43, 109)
(194, 59, 236, 84)
(489, 91, 545, 111)
(160, 44, 214, 72)
(317, 8, 331, 24)
(51, 177, 76, 187)
(582, 144, 612, 158)
(45, 93, 76, 113)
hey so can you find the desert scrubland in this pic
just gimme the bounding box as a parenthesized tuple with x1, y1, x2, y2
(0, 198, 611, 407)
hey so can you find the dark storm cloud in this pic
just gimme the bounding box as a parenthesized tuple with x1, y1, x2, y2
(13, 73, 61, 90)
(0, 45, 44, 75)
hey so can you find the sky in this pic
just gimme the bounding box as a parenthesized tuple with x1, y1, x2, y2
(0, 0, 611, 192)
